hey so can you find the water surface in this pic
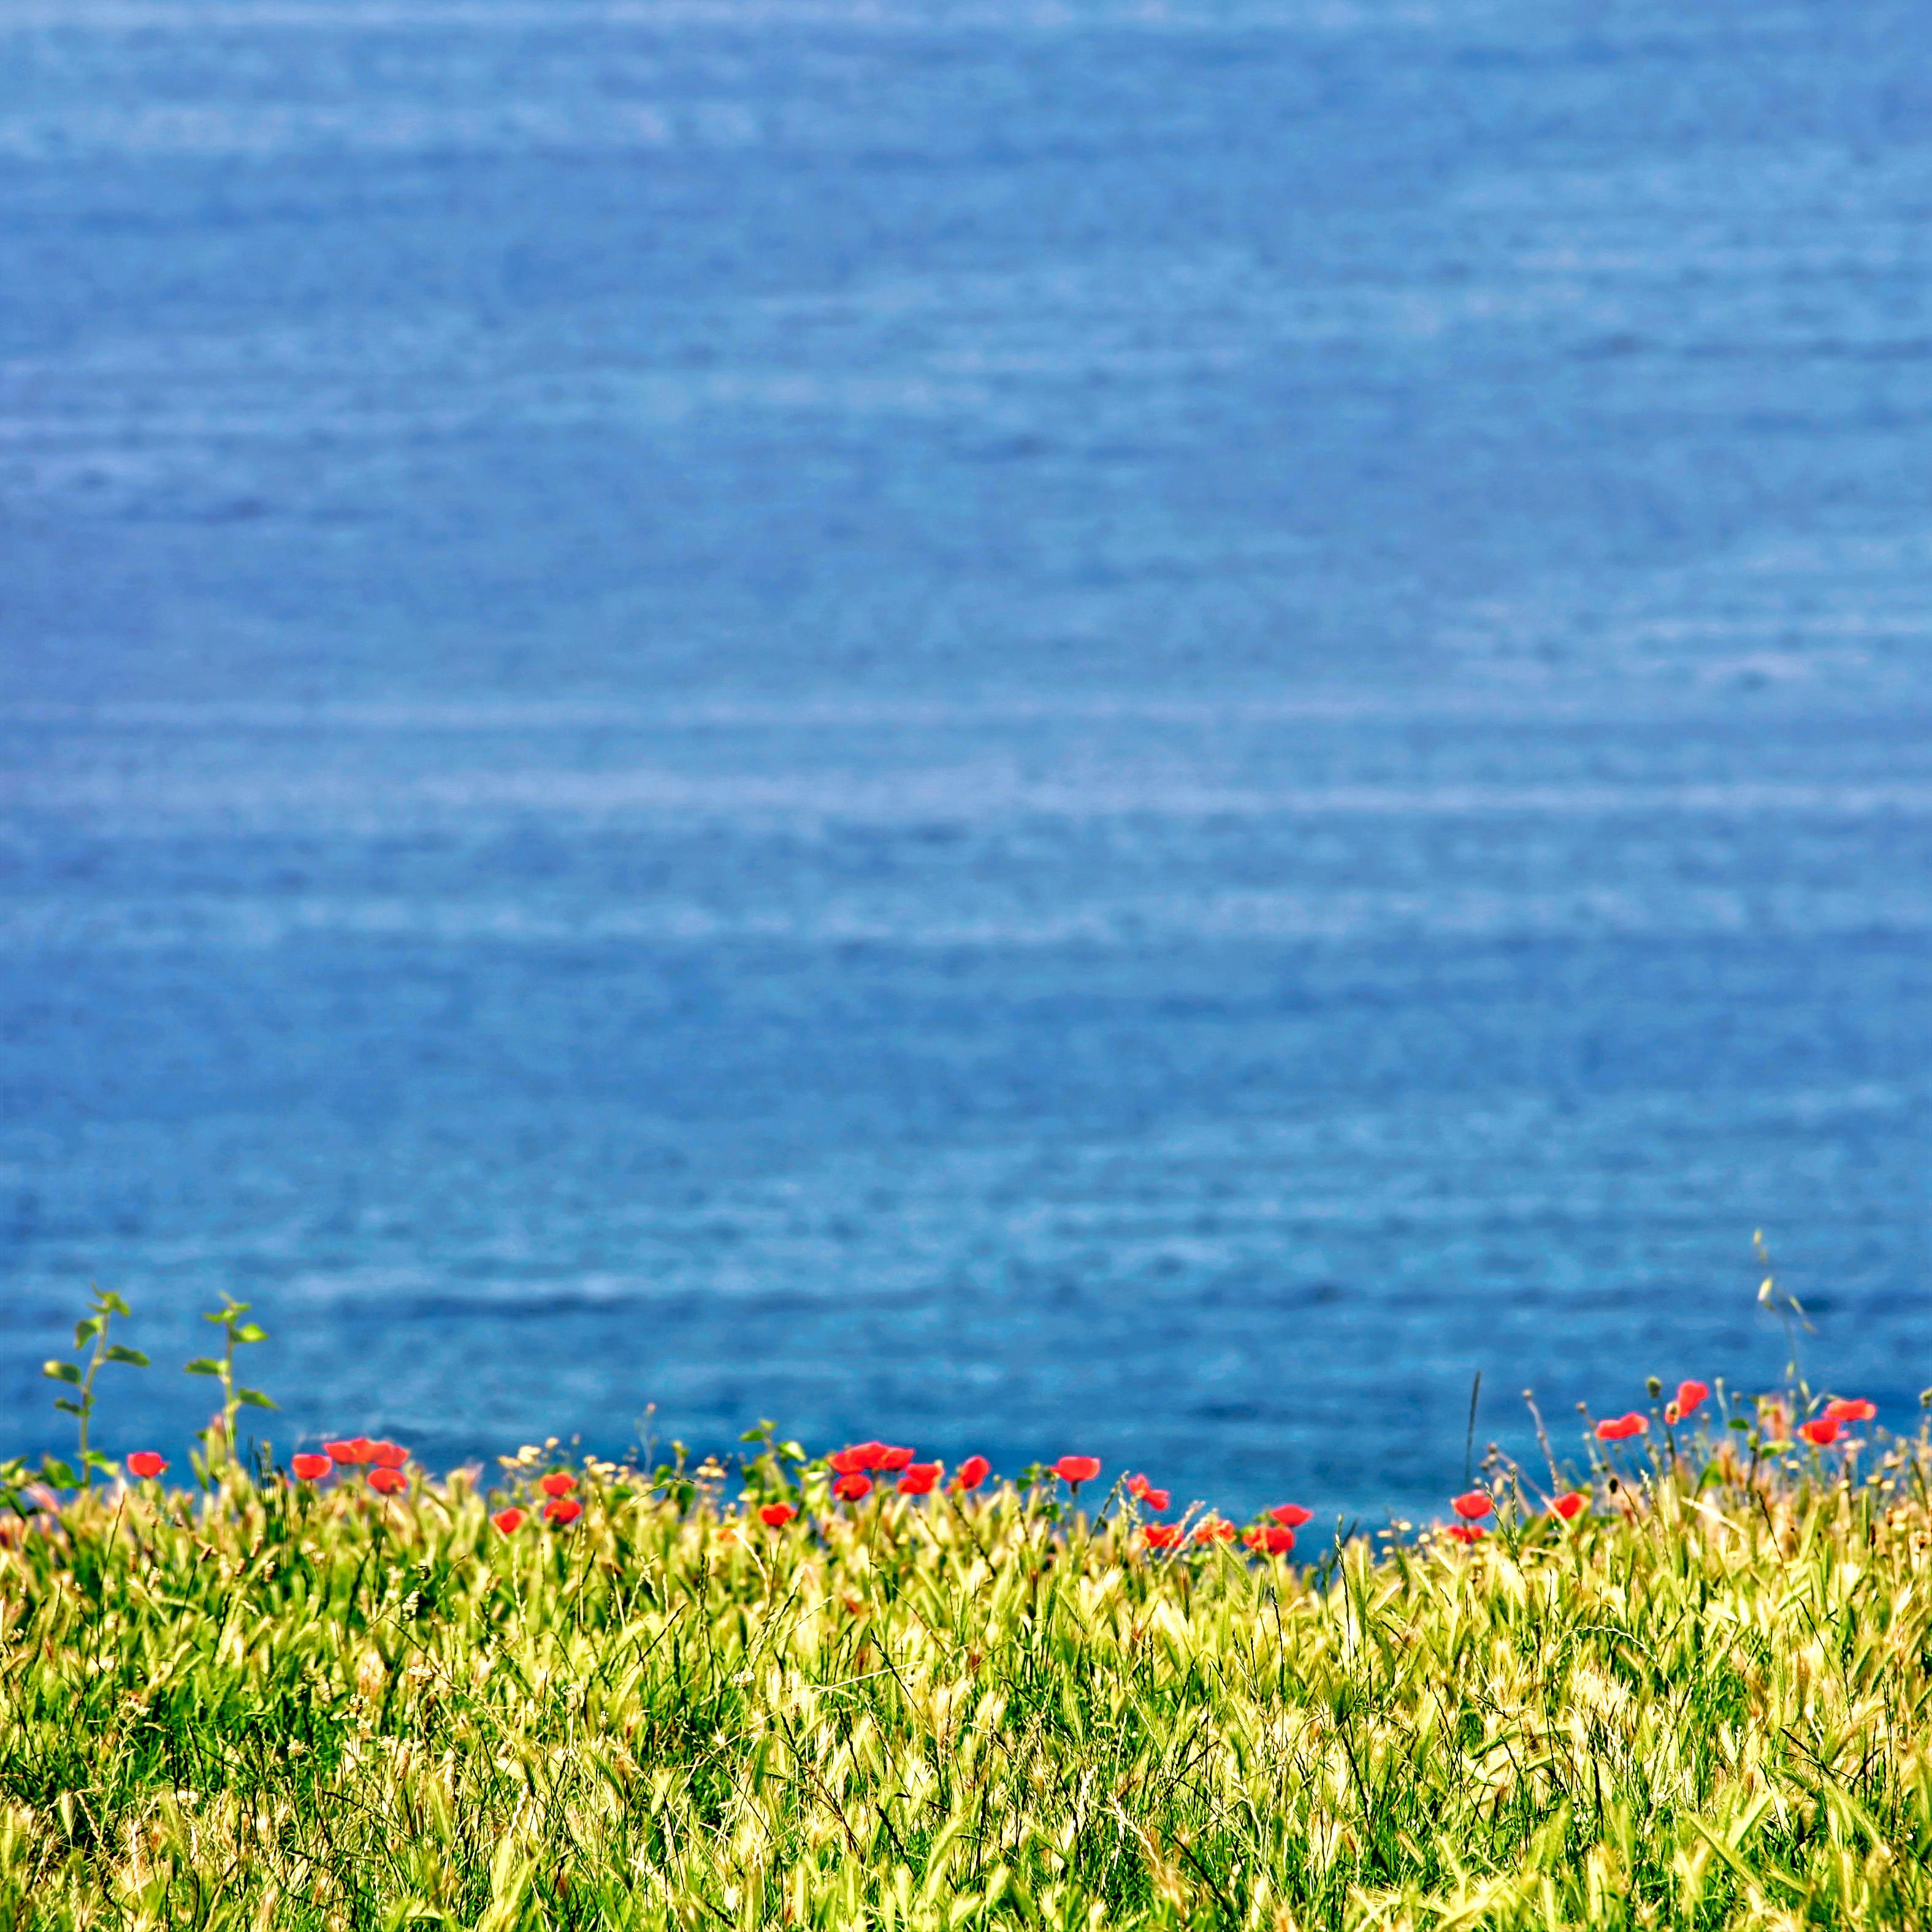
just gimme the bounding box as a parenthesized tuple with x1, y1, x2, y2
(2, 0, 1928, 1519)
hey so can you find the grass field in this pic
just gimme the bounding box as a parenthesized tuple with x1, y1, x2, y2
(2, 1367, 1929, 1932)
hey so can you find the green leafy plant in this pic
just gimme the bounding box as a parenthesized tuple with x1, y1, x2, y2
(39, 1286, 149, 1489)
(185, 1293, 275, 1465)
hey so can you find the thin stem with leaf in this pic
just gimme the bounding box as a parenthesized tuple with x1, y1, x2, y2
(185, 1294, 276, 1467)
(39, 1287, 149, 1490)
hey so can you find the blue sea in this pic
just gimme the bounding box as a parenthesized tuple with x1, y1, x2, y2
(2, 0, 1928, 1522)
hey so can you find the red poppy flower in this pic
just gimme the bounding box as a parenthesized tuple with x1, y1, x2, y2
(896, 1462, 941, 1496)
(1595, 1414, 1647, 1441)
(1550, 1492, 1586, 1521)
(1451, 1491, 1492, 1521)
(351, 1437, 378, 1462)
(367, 1467, 406, 1495)
(1243, 1524, 1295, 1556)
(291, 1453, 332, 1481)
(539, 1472, 576, 1498)
(492, 1506, 525, 1534)
(1443, 1523, 1484, 1545)
(953, 1454, 990, 1491)
(1192, 1517, 1235, 1543)
(323, 1439, 361, 1464)
(370, 1441, 408, 1470)
(1144, 1524, 1183, 1549)
(833, 1473, 872, 1502)
(876, 1446, 915, 1473)
(759, 1502, 799, 1527)
(1268, 1503, 1312, 1529)
(1052, 1456, 1102, 1485)
(126, 1452, 167, 1480)
(1798, 1416, 1841, 1446)
(543, 1496, 583, 1527)
(840, 1441, 890, 1472)
(1823, 1397, 1876, 1423)
(1675, 1380, 1709, 1419)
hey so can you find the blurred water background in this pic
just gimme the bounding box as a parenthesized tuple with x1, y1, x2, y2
(2, 0, 1929, 1520)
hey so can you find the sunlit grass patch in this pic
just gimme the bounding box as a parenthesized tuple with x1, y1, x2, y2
(2, 1389, 1930, 1930)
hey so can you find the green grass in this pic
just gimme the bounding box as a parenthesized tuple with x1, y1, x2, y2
(1, 1421, 1929, 1931)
